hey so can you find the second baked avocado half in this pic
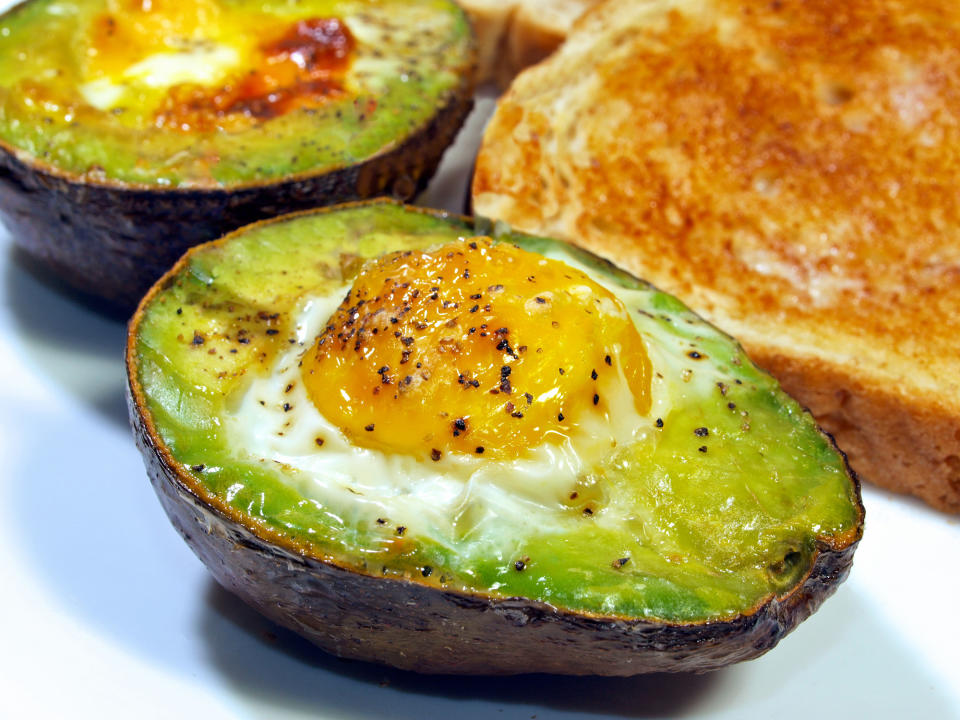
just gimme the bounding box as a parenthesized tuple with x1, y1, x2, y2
(127, 200, 863, 675)
(0, 0, 474, 307)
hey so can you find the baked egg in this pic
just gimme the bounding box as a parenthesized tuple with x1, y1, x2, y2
(225, 237, 658, 542)
(129, 202, 861, 630)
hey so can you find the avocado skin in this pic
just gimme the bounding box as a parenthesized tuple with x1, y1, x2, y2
(125, 200, 864, 675)
(129, 388, 859, 675)
(0, 72, 474, 311)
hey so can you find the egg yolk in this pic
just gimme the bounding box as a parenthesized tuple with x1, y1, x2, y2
(84, 0, 354, 130)
(301, 239, 651, 460)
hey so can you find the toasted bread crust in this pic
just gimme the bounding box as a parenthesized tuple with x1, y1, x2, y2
(473, 0, 960, 512)
(761, 351, 960, 513)
(459, 0, 598, 86)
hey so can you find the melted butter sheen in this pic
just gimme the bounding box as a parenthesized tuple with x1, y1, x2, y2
(301, 239, 651, 460)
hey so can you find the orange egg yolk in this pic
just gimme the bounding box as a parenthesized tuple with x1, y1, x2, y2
(84, 0, 354, 131)
(301, 239, 651, 460)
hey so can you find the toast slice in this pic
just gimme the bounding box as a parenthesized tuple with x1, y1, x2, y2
(458, 0, 599, 87)
(473, 0, 960, 512)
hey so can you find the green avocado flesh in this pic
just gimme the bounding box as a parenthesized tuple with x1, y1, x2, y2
(132, 201, 861, 623)
(0, 0, 471, 187)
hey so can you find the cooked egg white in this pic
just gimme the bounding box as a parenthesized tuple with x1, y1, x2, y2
(222, 242, 678, 550)
(77, 0, 250, 113)
(80, 43, 242, 110)
(74, 1, 447, 119)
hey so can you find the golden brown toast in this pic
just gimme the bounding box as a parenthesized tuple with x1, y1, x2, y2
(457, 0, 599, 87)
(473, 0, 960, 512)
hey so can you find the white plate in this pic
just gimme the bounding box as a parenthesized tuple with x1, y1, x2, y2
(1, 6, 959, 718)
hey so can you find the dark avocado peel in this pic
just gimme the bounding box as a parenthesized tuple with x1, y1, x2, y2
(0, 0, 475, 308)
(127, 200, 863, 675)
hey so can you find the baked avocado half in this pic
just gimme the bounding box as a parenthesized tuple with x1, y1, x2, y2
(126, 200, 863, 675)
(0, 0, 474, 308)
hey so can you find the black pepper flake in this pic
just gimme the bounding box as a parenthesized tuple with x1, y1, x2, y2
(535, 296, 547, 304)
(698, 446, 708, 453)
(395, 526, 406, 536)
(656, 418, 664, 428)
(283, 403, 292, 412)
(605, 355, 612, 366)
(470, 293, 482, 300)
(593, 393, 600, 405)
(694, 427, 709, 437)
(376, 518, 386, 525)
(524, 392, 533, 403)
(612, 557, 630, 569)
(591, 369, 598, 380)
(237, 337, 250, 344)
(500, 365, 513, 394)
(458, 373, 481, 389)
(583, 507, 594, 515)
(401, 336, 414, 346)
(453, 417, 467, 436)
(687, 350, 703, 359)
(421, 566, 433, 577)
(191, 332, 205, 345)
(470, 305, 479, 313)
(511, 411, 524, 418)
(558, 368, 565, 375)
(365, 423, 375, 432)
(496, 338, 517, 357)
(176, 307, 182, 315)
(265, 329, 279, 335)
(469, 241, 478, 249)
(190, 464, 205, 472)
(284, 383, 293, 393)
(728, 402, 737, 409)
(430, 448, 441, 461)
(475, 446, 485, 454)
(514, 560, 526, 571)
(315, 437, 325, 447)
(558, 413, 565, 421)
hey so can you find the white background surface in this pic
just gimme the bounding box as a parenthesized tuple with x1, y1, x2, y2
(1, 6, 959, 717)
